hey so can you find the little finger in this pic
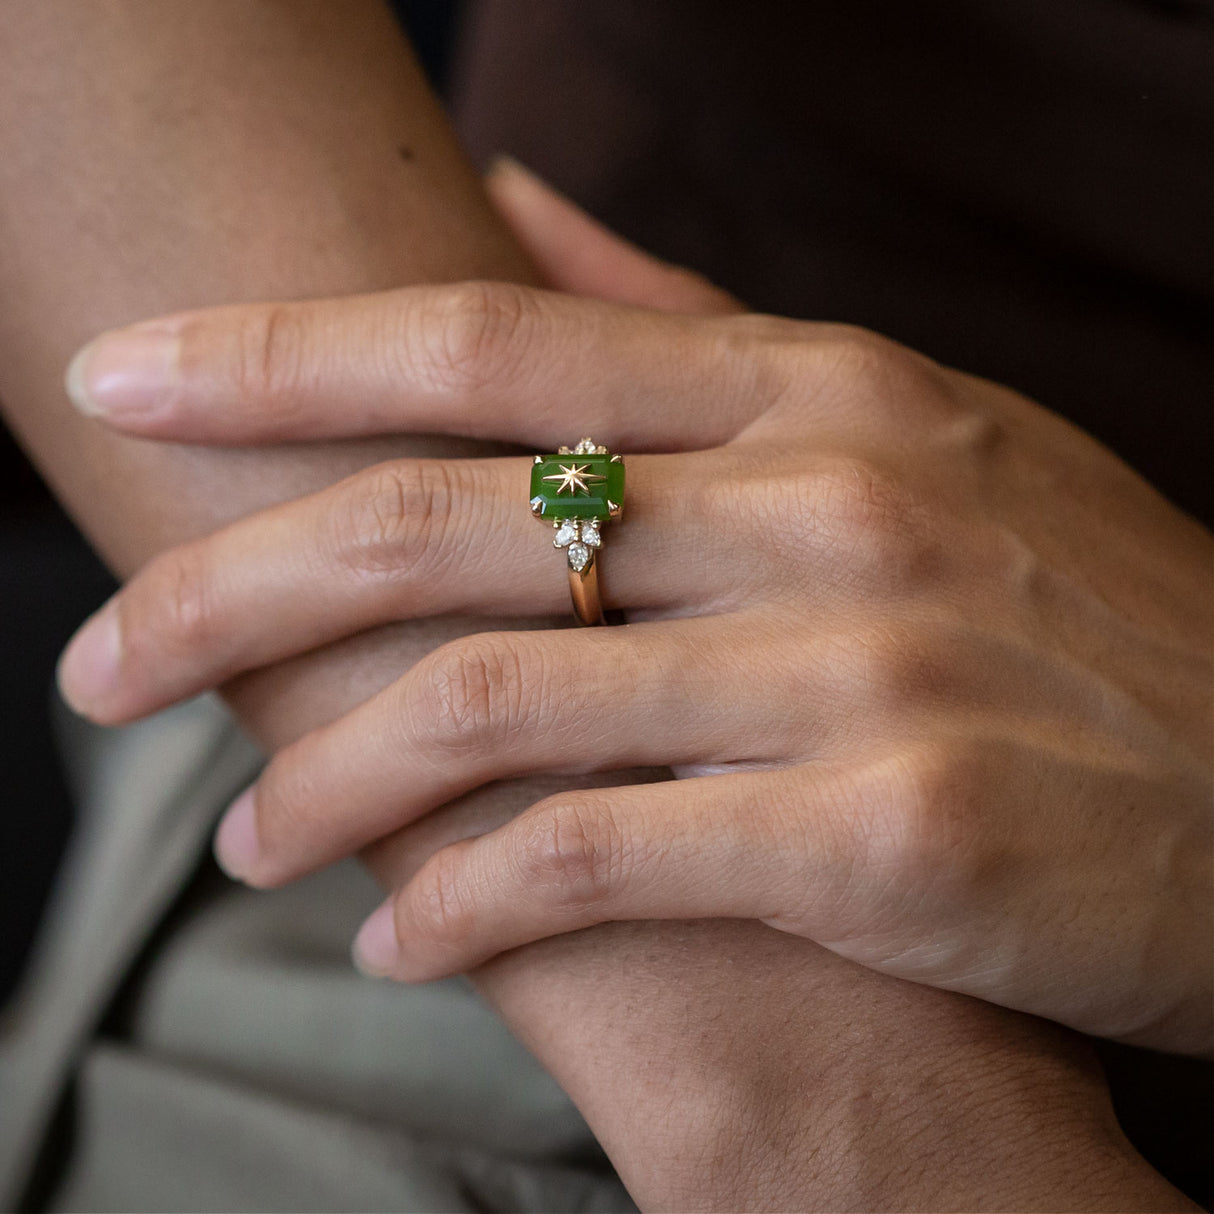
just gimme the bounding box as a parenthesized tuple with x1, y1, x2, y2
(357, 766, 852, 980)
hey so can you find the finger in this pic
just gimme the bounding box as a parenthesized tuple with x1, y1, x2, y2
(211, 616, 816, 889)
(64, 282, 781, 449)
(356, 766, 854, 981)
(486, 158, 744, 315)
(56, 450, 745, 725)
(361, 767, 631, 891)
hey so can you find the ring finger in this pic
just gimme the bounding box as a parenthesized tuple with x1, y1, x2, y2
(58, 448, 750, 724)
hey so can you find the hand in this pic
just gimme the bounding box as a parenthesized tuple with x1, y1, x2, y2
(58, 188, 1214, 1058)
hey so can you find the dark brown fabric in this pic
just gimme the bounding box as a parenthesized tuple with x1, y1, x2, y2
(453, 0, 1214, 526)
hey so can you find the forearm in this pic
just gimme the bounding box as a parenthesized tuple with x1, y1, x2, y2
(0, 0, 530, 588)
(0, 0, 546, 748)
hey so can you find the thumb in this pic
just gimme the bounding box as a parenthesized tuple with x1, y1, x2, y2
(486, 157, 743, 316)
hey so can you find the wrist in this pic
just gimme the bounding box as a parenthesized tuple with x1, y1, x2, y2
(474, 921, 1191, 1212)
(693, 1012, 1188, 1213)
(779, 1041, 1184, 1213)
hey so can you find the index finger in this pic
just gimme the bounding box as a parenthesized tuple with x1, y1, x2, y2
(65, 282, 794, 451)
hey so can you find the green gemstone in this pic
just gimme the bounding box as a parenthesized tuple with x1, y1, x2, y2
(529, 454, 624, 520)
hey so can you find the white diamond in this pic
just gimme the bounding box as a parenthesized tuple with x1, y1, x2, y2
(567, 542, 591, 572)
(574, 437, 597, 454)
(553, 519, 579, 547)
(580, 518, 601, 547)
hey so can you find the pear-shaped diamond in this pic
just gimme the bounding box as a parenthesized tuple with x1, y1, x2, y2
(567, 542, 592, 572)
(580, 518, 602, 547)
(553, 519, 580, 548)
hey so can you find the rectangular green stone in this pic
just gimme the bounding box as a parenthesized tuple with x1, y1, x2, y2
(529, 454, 625, 520)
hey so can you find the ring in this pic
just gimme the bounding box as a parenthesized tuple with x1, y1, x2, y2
(529, 437, 625, 626)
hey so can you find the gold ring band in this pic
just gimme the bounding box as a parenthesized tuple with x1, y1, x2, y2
(568, 550, 604, 627)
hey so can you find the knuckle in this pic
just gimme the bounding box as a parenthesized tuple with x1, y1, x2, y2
(935, 406, 1009, 464)
(409, 845, 476, 947)
(332, 461, 460, 580)
(415, 280, 539, 394)
(807, 457, 908, 552)
(228, 303, 308, 408)
(517, 797, 627, 912)
(817, 325, 925, 390)
(412, 634, 535, 752)
(822, 323, 900, 373)
(126, 545, 218, 663)
(746, 457, 928, 588)
(808, 324, 955, 424)
(813, 460, 929, 587)
(860, 744, 990, 890)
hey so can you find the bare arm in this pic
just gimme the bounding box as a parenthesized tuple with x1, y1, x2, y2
(0, 2, 532, 724)
(0, 4, 1187, 1208)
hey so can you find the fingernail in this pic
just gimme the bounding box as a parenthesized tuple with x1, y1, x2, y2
(214, 787, 260, 881)
(57, 602, 122, 718)
(65, 325, 180, 418)
(352, 901, 400, 978)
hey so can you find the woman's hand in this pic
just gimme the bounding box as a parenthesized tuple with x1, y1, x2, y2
(58, 231, 1214, 1057)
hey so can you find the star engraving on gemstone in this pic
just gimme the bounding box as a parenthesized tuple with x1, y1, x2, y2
(541, 462, 607, 496)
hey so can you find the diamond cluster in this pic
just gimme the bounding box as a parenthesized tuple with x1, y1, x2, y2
(558, 438, 609, 455)
(553, 517, 601, 571)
